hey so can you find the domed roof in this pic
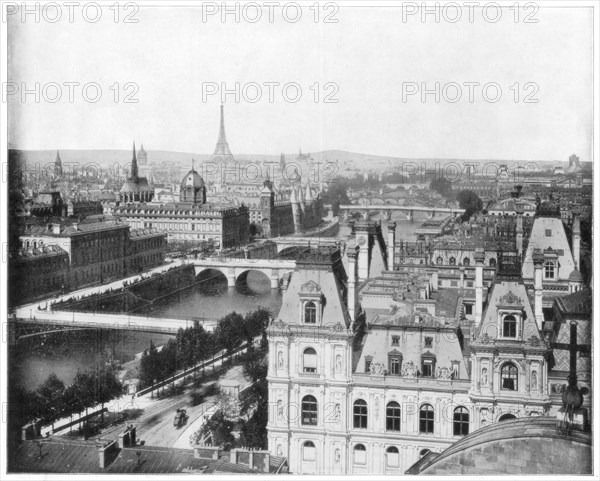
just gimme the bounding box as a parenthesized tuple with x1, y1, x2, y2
(181, 169, 205, 189)
(568, 269, 584, 282)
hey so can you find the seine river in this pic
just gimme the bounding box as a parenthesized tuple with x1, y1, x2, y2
(13, 215, 426, 389)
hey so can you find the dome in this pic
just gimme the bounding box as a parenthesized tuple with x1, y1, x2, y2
(568, 269, 584, 282)
(181, 169, 205, 189)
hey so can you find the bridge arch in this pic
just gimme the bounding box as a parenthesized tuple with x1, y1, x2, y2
(195, 267, 229, 285)
(235, 269, 274, 289)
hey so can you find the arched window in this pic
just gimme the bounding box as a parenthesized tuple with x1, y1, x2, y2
(489, 258, 496, 267)
(303, 441, 316, 461)
(502, 314, 517, 338)
(301, 395, 318, 425)
(419, 448, 431, 458)
(498, 413, 517, 422)
(419, 404, 434, 433)
(303, 348, 317, 373)
(449, 257, 456, 266)
(453, 406, 469, 436)
(436, 256, 443, 265)
(501, 362, 518, 391)
(544, 260, 555, 279)
(463, 257, 470, 266)
(386, 446, 399, 468)
(386, 401, 401, 431)
(353, 444, 366, 465)
(304, 301, 317, 324)
(353, 399, 368, 429)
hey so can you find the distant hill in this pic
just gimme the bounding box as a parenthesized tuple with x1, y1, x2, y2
(9, 149, 591, 175)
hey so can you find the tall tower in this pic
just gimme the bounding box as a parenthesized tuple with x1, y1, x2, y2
(129, 141, 139, 181)
(53, 150, 63, 179)
(260, 177, 276, 238)
(210, 104, 235, 163)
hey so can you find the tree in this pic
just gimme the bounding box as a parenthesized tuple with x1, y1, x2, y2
(197, 411, 235, 450)
(241, 307, 270, 348)
(214, 312, 244, 361)
(430, 177, 454, 199)
(238, 407, 268, 450)
(140, 341, 160, 396)
(456, 190, 483, 221)
(242, 348, 268, 383)
(35, 373, 65, 429)
(95, 366, 124, 422)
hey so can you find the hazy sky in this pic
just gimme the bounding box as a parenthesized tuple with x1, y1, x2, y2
(7, 3, 594, 161)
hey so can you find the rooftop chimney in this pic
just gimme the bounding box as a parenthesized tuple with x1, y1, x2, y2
(387, 221, 396, 271)
(52, 223, 61, 235)
(572, 205, 581, 270)
(532, 248, 545, 329)
(474, 248, 485, 326)
(347, 245, 359, 323)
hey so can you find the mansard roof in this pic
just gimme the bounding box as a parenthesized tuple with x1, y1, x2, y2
(275, 250, 350, 328)
(474, 278, 544, 347)
(522, 216, 575, 281)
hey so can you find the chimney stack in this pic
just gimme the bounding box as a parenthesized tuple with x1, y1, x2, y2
(474, 248, 485, 326)
(347, 245, 359, 323)
(52, 223, 61, 235)
(387, 221, 396, 271)
(515, 208, 524, 258)
(354, 222, 371, 282)
(98, 440, 117, 469)
(532, 248, 545, 329)
(572, 205, 581, 270)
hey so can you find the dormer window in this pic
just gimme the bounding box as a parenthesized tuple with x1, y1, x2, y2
(544, 260, 555, 279)
(421, 352, 436, 377)
(502, 314, 517, 338)
(304, 301, 317, 324)
(388, 350, 402, 375)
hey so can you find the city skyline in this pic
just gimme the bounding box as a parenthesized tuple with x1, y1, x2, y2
(7, 5, 593, 161)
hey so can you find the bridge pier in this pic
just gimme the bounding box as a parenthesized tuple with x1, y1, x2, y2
(227, 268, 236, 287)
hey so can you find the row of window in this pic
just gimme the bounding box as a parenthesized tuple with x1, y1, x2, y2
(299, 396, 469, 436)
(436, 256, 497, 267)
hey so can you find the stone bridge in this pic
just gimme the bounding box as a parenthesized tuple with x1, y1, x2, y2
(191, 257, 297, 288)
(272, 236, 340, 254)
(339, 204, 465, 221)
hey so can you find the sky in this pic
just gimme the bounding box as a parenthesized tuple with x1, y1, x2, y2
(7, 2, 594, 162)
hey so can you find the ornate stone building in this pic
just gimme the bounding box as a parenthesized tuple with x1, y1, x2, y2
(266, 221, 591, 474)
(114, 166, 249, 248)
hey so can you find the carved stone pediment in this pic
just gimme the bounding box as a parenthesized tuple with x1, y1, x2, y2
(300, 280, 321, 295)
(498, 291, 523, 306)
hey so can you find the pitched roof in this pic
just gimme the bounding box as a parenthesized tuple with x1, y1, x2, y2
(522, 217, 575, 281)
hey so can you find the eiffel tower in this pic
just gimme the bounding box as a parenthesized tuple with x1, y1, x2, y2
(210, 104, 235, 163)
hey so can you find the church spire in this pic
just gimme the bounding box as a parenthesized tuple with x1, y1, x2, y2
(54, 150, 63, 179)
(210, 104, 235, 163)
(130, 141, 139, 181)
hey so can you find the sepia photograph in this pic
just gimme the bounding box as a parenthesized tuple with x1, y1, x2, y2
(1, 0, 598, 478)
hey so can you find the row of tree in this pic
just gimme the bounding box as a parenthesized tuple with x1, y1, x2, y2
(139, 308, 271, 393)
(15, 366, 123, 430)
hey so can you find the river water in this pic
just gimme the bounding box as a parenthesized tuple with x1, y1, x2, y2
(13, 217, 425, 389)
